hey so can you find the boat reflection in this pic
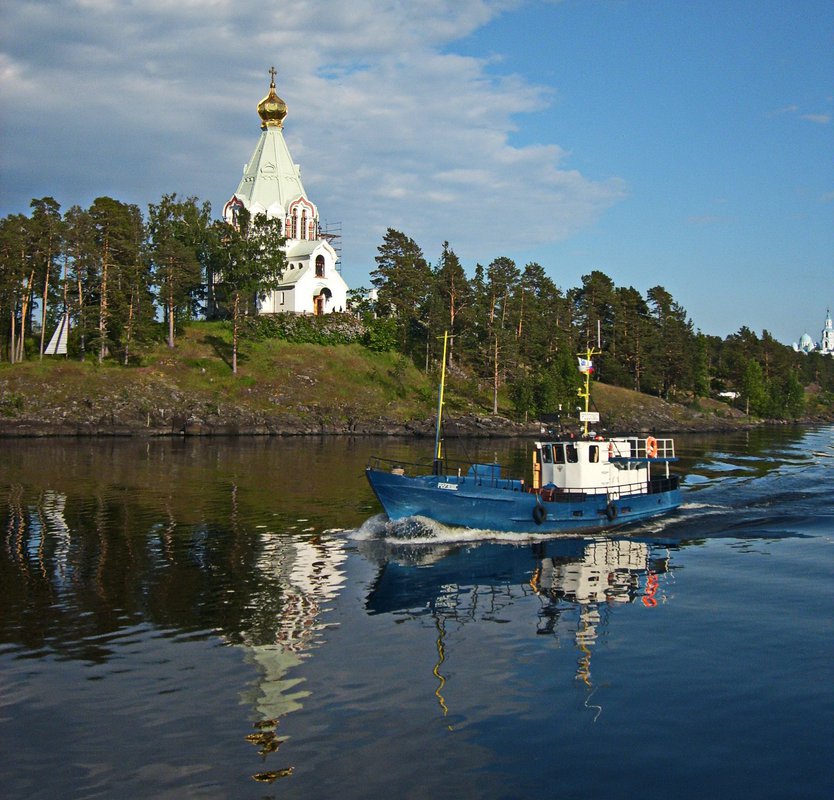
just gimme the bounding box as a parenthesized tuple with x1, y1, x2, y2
(361, 535, 671, 719)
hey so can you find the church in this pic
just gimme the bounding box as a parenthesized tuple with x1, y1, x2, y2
(222, 68, 349, 315)
(792, 309, 834, 356)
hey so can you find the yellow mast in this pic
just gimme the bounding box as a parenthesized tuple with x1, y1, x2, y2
(577, 345, 599, 437)
(433, 331, 449, 472)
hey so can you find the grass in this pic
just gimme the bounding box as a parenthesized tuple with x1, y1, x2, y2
(0, 320, 768, 430)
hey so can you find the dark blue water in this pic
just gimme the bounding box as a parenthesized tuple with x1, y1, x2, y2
(1, 427, 832, 799)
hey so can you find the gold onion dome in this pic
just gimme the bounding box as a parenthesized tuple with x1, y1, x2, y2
(258, 67, 287, 129)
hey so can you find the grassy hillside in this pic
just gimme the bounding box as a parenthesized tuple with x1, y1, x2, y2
(0, 321, 783, 435)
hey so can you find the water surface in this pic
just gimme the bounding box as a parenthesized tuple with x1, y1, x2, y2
(1, 428, 832, 798)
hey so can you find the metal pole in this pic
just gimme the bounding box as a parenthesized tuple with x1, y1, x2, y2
(433, 331, 449, 474)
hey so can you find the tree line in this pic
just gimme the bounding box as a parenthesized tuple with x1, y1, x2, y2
(1, 198, 831, 418)
(359, 228, 834, 420)
(0, 196, 284, 373)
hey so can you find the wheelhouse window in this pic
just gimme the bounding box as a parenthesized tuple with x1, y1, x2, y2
(541, 444, 553, 463)
(589, 445, 599, 463)
(566, 444, 578, 463)
(554, 445, 565, 464)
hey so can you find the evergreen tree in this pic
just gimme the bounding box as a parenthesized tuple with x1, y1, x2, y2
(741, 359, 768, 416)
(646, 285, 694, 399)
(28, 198, 64, 358)
(485, 256, 520, 414)
(0, 214, 30, 362)
(63, 205, 98, 360)
(148, 194, 211, 349)
(213, 209, 285, 374)
(430, 242, 471, 366)
(370, 228, 433, 363)
(87, 197, 145, 363)
(574, 270, 615, 351)
(611, 286, 652, 391)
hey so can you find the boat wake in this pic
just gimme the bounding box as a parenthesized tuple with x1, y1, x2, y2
(350, 513, 593, 546)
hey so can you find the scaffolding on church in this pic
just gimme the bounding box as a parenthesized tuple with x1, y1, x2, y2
(320, 221, 342, 273)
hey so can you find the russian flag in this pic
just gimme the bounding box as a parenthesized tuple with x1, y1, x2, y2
(578, 357, 594, 374)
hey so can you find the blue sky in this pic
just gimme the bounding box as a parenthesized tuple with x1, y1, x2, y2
(1, 0, 832, 345)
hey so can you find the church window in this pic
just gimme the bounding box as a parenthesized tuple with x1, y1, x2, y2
(315, 255, 325, 277)
(301, 210, 307, 240)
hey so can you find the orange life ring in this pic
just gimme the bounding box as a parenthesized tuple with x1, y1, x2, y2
(646, 436, 658, 458)
(608, 442, 614, 458)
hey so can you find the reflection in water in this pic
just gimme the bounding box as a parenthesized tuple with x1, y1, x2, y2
(362, 534, 670, 721)
(2, 430, 831, 799)
(529, 538, 669, 710)
(0, 477, 348, 786)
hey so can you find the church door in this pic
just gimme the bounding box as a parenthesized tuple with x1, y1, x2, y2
(314, 294, 324, 316)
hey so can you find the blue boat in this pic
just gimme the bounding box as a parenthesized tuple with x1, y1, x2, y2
(366, 338, 683, 534)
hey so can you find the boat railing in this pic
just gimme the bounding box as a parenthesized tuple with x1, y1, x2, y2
(367, 456, 525, 491)
(367, 455, 437, 474)
(539, 473, 679, 502)
(608, 436, 676, 460)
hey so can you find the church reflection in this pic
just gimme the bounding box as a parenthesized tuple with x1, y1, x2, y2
(0, 484, 347, 784)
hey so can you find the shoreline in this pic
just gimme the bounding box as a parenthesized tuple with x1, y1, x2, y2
(3, 412, 812, 439)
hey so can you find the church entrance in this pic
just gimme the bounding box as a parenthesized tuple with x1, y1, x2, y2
(313, 287, 332, 316)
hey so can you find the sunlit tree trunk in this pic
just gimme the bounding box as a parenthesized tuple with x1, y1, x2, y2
(232, 292, 240, 375)
(39, 261, 51, 359)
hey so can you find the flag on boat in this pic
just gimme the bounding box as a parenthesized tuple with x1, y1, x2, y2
(578, 357, 594, 374)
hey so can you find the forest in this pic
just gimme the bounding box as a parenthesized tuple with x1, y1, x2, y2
(2, 196, 832, 422)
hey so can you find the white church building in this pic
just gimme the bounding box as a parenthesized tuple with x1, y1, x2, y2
(792, 309, 834, 356)
(222, 68, 348, 315)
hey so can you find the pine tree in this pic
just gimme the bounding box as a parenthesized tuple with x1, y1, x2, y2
(370, 229, 433, 362)
(148, 194, 211, 349)
(213, 209, 285, 374)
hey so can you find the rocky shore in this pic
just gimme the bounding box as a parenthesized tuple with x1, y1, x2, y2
(3, 342, 828, 439)
(0, 395, 771, 439)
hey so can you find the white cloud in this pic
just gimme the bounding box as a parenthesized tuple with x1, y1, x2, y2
(800, 113, 831, 125)
(0, 0, 624, 281)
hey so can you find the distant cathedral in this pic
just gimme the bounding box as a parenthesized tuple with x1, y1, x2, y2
(222, 68, 349, 315)
(792, 309, 834, 356)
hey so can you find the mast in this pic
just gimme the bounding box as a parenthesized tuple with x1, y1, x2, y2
(577, 346, 599, 437)
(433, 331, 449, 475)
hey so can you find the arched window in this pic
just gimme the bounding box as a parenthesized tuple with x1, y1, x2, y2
(315, 255, 325, 278)
(300, 210, 307, 240)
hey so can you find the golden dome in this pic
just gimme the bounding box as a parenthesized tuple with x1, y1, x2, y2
(257, 67, 287, 129)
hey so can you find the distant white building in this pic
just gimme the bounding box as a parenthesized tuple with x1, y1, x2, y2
(222, 68, 349, 315)
(793, 309, 834, 356)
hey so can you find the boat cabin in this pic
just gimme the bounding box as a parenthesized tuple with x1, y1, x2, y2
(533, 436, 676, 499)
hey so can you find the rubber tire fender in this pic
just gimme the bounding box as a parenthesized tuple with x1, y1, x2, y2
(532, 503, 547, 525)
(605, 501, 618, 522)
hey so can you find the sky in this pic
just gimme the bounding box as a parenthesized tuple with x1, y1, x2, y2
(1, 0, 832, 345)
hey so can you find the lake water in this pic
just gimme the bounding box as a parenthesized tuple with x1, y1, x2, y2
(1, 427, 832, 799)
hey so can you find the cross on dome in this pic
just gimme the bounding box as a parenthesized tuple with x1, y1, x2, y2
(258, 66, 287, 129)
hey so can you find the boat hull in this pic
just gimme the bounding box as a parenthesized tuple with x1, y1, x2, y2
(365, 467, 681, 534)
